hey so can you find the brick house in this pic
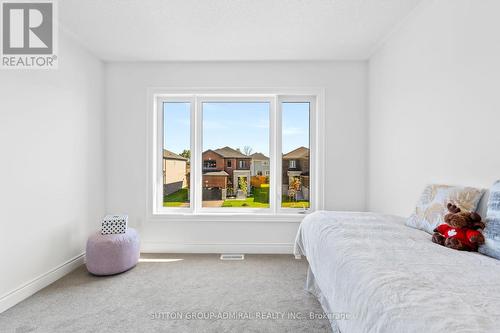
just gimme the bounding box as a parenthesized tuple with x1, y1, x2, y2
(202, 146, 251, 199)
(282, 146, 310, 200)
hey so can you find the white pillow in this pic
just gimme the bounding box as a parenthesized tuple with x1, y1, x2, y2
(406, 184, 484, 234)
(479, 180, 500, 260)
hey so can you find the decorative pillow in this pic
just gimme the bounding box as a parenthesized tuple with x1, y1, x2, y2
(479, 181, 500, 260)
(406, 184, 484, 234)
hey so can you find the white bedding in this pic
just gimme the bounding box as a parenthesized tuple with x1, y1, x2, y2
(294, 211, 500, 333)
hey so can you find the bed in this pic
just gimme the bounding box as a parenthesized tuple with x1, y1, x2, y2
(294, 211, 500, 333)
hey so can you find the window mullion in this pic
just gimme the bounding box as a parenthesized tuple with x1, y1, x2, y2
(156, 98, 164, 213)
(193, 96, 202, 213)
(269, 96, 277, 214)
(275, 96, 283, 212)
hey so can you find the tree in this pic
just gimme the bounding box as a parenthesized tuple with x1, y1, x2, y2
(238, 177, 248, 195)
(180, 149, 191, 161)
(242, 146, 253, 156)
(288, 177, 301, 201)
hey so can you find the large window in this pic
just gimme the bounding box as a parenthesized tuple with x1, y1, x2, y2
(153, 92, 321, 216)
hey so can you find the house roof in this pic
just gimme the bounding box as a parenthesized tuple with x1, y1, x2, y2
(163, 149, 188, 161)
(203, 170, 229, 177)
(210, 146, 250, 159)
(283, 146, 309, 159)
(250, 152, 269, 160)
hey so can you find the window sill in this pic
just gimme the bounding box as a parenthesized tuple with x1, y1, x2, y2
(148, 212, 309, 223)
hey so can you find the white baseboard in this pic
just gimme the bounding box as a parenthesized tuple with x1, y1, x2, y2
(141, 242, 294, 254)
(0, 253, 85, 314)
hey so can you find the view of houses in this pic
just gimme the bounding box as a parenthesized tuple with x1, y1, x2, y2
(202, 146, 254, 206)
(163, 146, 310, 208)
(163, 150, 189, 195)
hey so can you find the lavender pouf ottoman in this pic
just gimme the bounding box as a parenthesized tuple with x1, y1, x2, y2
(86, 228, 140, 276)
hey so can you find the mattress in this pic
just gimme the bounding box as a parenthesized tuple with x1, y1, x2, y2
(294, 211, 500, 333)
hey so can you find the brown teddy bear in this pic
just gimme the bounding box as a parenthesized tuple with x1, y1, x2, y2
(431, 203, 485, 251)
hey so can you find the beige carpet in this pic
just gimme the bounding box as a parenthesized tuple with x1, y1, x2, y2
(0, 254, 331, 333)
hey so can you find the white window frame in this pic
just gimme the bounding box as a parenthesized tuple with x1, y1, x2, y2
(153, 96, 195, 214)
(147, 88, 325, 222)
(277, 95, 317, 214)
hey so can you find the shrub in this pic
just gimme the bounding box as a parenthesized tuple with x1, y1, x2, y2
(253, 186, 270, 203)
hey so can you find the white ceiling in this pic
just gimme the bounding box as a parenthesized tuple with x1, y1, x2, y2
(59, 0, 421, 61)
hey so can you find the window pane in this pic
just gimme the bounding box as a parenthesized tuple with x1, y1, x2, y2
(202, 102, 270, 208)
(282, 102, 310, 209)
(163, 102, 190, 207)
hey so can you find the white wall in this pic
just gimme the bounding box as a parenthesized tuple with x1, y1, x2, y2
(0, 32, 105, 304)
(105, 61, 367, 252)
(368, 0, 500, 216)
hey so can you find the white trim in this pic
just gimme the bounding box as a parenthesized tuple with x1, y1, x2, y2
(141, 242, 294, 254)
(147, 87, 325, 96)
(146, 87, 325, 222)
(0, 253, 85, 314)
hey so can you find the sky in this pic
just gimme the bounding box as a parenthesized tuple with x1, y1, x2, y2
(163, 102, 309, 157)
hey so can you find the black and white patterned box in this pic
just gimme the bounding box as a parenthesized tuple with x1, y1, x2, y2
(101, 214, 128, 235)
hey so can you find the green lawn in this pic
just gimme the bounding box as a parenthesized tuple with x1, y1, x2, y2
(164, 186, 308, 208)
(222, 185, 270, 208)
(222, 197, 270, 208)
(163, 188, 189, 207)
